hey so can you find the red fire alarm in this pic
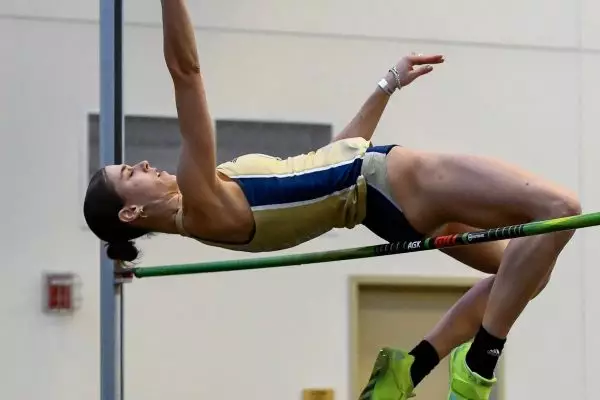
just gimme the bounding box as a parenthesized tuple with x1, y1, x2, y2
(43, 273, 80, 314)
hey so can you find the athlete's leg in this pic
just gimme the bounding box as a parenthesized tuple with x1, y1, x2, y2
(410, 223, 552, 387)
(357, 147, 577, 399)
(386, 148, 580, 398)
(388, 148, 580, 333)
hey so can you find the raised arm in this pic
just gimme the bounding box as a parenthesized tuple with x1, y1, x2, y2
(331, 54, 444, 143)
(160, 0, 217, 186)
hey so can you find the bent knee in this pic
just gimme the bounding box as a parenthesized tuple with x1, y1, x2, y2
(540, 193, 582, 219)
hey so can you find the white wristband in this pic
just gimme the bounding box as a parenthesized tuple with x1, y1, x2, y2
(377, 78, 395, 95)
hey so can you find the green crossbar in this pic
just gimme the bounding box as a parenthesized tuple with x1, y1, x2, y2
(132, 211, 600, 278)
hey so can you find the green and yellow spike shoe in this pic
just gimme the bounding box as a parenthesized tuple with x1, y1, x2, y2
(448, 342, 497, 400)
(358, 347, 416, 400)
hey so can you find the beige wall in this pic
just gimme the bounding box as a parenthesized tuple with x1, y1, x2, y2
(0, 0, 596, 399)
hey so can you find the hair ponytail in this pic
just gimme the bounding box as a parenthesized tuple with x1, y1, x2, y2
(106, 240, 139, 262)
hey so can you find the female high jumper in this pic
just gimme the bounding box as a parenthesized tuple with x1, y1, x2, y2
(83, 0, 581, 398)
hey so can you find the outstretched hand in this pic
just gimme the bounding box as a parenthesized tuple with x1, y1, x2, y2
(390, 53, 445, 89)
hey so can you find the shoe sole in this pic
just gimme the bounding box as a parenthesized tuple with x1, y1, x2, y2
(358, 347, 393, 400)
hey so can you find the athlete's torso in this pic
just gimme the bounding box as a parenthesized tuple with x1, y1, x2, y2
(190, 137, 372, 252)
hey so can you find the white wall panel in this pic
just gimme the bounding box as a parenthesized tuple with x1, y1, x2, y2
(0, 9, 589, 400)
(582, 0, 600, 50)
(0, 0, 580, 48)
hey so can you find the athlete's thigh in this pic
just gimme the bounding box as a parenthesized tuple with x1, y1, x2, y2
(387, 148, 579, 232)
(432, 222, 507, 275)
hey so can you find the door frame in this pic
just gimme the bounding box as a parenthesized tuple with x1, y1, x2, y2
(348, 274, 505, 400)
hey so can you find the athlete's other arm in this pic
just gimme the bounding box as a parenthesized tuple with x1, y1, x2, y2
(331, 54, 444, 143)
(160, 0, 218, 189)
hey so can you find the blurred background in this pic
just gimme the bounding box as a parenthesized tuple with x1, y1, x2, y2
(1, 0, 599, 399)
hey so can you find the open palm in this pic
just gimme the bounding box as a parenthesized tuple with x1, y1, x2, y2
(391, 53, 445, 88)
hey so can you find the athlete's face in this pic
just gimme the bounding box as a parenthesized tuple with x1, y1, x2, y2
(104, 161, 179, 221)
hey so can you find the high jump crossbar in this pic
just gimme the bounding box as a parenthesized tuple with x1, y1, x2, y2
(130, 211, 600, 279)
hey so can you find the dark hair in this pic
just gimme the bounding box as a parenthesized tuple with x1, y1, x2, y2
(83, 168, 150, 262)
